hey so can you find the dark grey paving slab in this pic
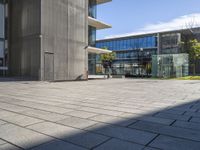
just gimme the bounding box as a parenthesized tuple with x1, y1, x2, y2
(138, 116, 174, 125)
(162, 109, 185, 115)
(155, 112, 191, 121)
(149, 135, 200, 150)
(0, 124, 53, 149)
(143, 147, 160, 150)
(129, 121, 165, 132)
(173, 120, 200, 131)
(66, 131, 110, 149)
(94, 138, 144, 150)
(129, 120, 200, 142)
(28, 122, 109, 149)
(30, 140, 87, 150)
(86, 123, 157, 145)
(185, 111, 200, 117)
(190, 117, 200, 123)
(57, 116, 98, 129)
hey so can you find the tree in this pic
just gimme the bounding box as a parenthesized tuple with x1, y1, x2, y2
(100, 51, 116, 77)
(188, 39, 200, 75)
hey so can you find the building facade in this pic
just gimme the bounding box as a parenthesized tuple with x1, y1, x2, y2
(95, 28, 200, 76)
(0, 0, 111, 81)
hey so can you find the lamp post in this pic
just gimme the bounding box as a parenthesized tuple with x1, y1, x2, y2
(140, 48, 144, 77)
(146, 51, 150, 77)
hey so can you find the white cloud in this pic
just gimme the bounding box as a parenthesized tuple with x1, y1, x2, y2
(104, 13, 200, 39)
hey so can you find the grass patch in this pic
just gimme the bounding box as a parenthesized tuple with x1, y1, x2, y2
(177, 76, 200, 80)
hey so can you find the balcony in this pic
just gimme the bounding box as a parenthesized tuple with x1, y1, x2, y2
(96, 0, 112, 5)
(88, 16, 111, 30)
(87, 46, 112, 54)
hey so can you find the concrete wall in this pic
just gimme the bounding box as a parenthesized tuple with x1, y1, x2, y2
(41, 0, 88, 81)
(9, 0, 41, 79)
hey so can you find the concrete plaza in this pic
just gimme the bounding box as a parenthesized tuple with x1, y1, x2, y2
(0, 79, 200, 150)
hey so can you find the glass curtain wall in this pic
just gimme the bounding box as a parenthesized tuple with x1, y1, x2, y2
(152, 54, 189, 78)
(96, 35, 157, 51)
(0, 0, 6, 75)
(88, 0, 97, 75)
(96, 35, 158, 76)
(89, 0, 97, 18)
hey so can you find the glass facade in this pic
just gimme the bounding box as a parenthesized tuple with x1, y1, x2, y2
(160, 33, 181, 54)
(88, 26, 96, 46)
(152, 54, 189, 78)
(88, 0, 97, 18)
(95, 35, 158, 76)
(0, 0, 8, 76)
(96, 35, 157, 51)
(0, 2, 4, 59)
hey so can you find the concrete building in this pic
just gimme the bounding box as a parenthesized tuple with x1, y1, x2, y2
(0, 0, 111, 81)
(95, 27, 200, 77)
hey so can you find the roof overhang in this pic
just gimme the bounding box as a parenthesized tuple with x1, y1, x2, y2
(87, 46, 112, 54)
(97, 0, 112, 5)
(88, 17, 112, 30)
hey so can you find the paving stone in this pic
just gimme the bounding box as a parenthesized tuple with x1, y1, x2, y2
(21, 109, 68, 122)
(149, 135, 200, 150)
(129, 120, 200, 142)
(0, 110, 18, 119)
(65, 110, 98, 119)
(143, 147, 159, 150)
(89, 114, 137, 126)
(0, 124, 53, 149)
(57, 116, 98, 129)
(138, 116, 174, 125)
(28, 121, 81, 136)
(0, 139, 6, 145)
(173, 121, 200, 131)
(1, 114, 43, 127)
(155, 112, 191, 121)
(94, 138, 144, 150)
(78, 107, 123, 117)
(56, 103, 82, 109)
(86, 123, 157, 145)
(28, 122, 109, 149)
(31, 140, 87, 150)
(0, 143, 22, 150)
(190, 117, 200, 123)
(162, 109, 185, 115)
(0, 79, 200, 149)
(12, 101, 73, 114)
(185, 111, 200, 117)
(129, 120, 165, 132)
(66, 131, 110, 149)
(0, 120, 7, 126)
(0, 102, 31, 113)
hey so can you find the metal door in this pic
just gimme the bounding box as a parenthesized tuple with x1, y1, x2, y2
(44, 53, 54, 81)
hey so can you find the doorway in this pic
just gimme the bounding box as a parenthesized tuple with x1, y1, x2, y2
(44, 52, 54, 81)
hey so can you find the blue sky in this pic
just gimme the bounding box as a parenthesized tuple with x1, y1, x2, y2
(97, 0, 200, 39)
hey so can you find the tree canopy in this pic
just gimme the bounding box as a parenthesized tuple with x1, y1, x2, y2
(188, 39, 200, 62)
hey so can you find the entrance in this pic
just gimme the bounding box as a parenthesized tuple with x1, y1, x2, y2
(44, 53, 54, 81)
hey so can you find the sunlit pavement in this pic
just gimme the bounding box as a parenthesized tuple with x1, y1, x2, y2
(0, 79, 200, 150)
